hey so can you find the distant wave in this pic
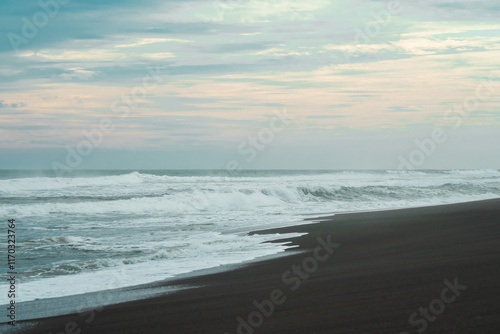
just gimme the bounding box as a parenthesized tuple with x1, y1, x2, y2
(2, 183, 499, 218)
(1, 169, 499, 192)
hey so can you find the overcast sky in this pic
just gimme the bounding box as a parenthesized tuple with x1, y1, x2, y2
(1, 0, 499, 170)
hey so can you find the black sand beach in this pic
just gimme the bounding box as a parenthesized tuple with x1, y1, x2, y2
(16, 199, 500, 333)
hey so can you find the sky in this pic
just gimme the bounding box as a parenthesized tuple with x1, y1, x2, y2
(0, 0, 499, 170)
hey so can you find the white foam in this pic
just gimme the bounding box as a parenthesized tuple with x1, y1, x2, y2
(0, 233, 304, 303)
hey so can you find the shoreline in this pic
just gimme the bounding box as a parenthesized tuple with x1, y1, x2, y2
(11, 198, 492, 317)
(1, 246, 305, 324)
(5, 198, 488, 320)
(7, 198, 500, 333)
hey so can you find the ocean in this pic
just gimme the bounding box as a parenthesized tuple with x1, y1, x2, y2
(1, 169, 499, 305)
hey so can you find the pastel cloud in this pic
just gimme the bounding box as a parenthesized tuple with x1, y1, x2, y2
(115, 38, 192, 48)
(0, 0, 499, 169)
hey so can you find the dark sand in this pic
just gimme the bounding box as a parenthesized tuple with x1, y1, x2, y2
(17, 199, 500, 333)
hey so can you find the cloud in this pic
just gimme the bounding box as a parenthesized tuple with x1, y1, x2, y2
(0, 68, 21, 76)
(59, 68, 99, 80)
(29, 50, 126, 61)
(140, 52, 176, 59)
(0, 125, 51, 130)
(192, 0, 330, 23)
(0, 100, 26, 109)
(1, 0, 499, 168)
(114, 38, 192, 48)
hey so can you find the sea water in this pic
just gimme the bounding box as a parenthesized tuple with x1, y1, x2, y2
(0, 169, 499, 304)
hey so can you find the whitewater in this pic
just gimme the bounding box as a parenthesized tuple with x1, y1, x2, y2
(0, 169, 499, 304)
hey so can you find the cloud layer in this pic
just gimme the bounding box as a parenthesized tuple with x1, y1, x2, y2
(1, 0, 499, 168)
